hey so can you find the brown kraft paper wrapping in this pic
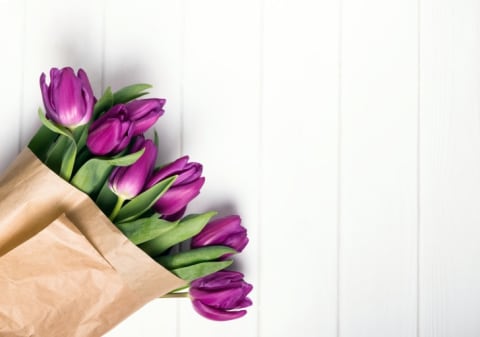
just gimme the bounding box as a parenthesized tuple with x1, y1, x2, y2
(0, 148, 187, 336)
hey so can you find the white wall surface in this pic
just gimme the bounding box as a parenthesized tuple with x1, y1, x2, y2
(1, 0, 479, 336)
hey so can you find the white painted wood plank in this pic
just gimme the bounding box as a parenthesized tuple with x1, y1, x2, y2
(102, 0, 183, 336)
(420, 1, 480, 336)
(0, 0, 24, 171)
(340, 0, 418, 336)
(179, 1, 260, 336)
(260, 0, 339, 336)
(21, 0, 104, 147)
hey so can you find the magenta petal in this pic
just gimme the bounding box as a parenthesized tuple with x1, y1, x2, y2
(147, 156, 190, 188)
(153, 177, 205, 215)
(191, 271, 245, 290)
(192, 300, 247, 321)
(191, 215, 248, 252)
(40, 73, 56, 118)
(87, 104, 134, 155)
(174, 162, 203, 185)
(190, 287, 247, 309)
(109, 138, 158, 199)
(162, 206, 187, 221)
(87, 119, 122, 155)
(126, 98, 166, 135)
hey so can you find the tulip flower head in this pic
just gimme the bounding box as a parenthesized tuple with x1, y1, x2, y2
(86, 104, 133, 155)
(191, 215, 248, 253)
(40, 67, 95, 129)
(87, 98, 166, 156)
(146, 156, 205, 220)
(109, 136, 157, 200)
(125, 98, 165, 136)
(190, 271, 253, 321)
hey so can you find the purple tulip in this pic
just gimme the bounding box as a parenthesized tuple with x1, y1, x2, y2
(146, 156, 204, 220)
(109, 136, 157, 200)
(190, 271, 253, 321)
(87, 99, 165, 156)
(125, 98, 165, 135)
(40, 67, 95, 128)
(87, 104, 134, 155)
(191, 215, 248, 253)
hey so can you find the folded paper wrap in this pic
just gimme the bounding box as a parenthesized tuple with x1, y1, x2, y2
(0, 148, 187, 337)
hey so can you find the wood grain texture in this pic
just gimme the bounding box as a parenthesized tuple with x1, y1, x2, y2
(420, 1, 480, 336)
(339, 0, 418, 336)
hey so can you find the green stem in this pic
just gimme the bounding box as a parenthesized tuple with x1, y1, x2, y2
(161, 292, 190, 299)
(109, 196, 125, 221)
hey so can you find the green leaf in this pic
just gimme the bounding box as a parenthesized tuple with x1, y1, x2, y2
(28, 125, 58, 161)
(74, 124, 89, 151)
(93, 87, 114, 118)
(96, 181, 118, 215)
(59, 139, 77, 181)
(153, 129, 159, 149)
(116, 216, 178, 245)
(115, 176, 177, 223)
(140, 211, 217, 257)
(45, 135, 72, 175)
(71, 148, 145, 195)
(156, 246, 237, 270)
(38, 108, 73, 139)
(171, 260, 233, 282)
(113, 83, 152, 105)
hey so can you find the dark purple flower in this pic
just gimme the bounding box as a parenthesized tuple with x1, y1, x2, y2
(146, 156, 205, 220)
(109, 136, 157, 200)
(190, 271, 253, 321)
(86, 104, 134, 155)
(125, 98, 165, 135)
(40, 67, 95, 128)
(191, 215, 248, 253)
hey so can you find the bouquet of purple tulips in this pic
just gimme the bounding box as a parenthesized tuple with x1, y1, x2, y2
(0, 67, 252, 336)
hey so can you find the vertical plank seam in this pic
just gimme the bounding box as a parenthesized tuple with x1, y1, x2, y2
(177, 0, 187, 336)
(336, 0, 343, 336)
(416, 0, 421, 336)
(257, 0, 265, 336)
(18, 0, 27, 151)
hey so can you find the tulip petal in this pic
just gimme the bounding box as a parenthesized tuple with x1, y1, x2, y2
(147, 156, 190, 188)
(40, 72, 56, 118)
(191, 215, 248, 252)
(109, 138, 157, 199)
(192, 300, 247, 321)
(191, 270, 245, 290)
(190, 287, 249, 309)
(153, 177, 205, 215)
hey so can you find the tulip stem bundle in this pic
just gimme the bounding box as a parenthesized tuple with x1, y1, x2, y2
(26, 67, 253, 321)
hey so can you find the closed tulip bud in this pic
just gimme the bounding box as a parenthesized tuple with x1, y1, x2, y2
(87, 104, 134, 155)
(125, 98, 166, 136)
(191, 215, 248, 253)
(40, 67, 95, 128)
(190, 271, 253, 321)
(109, 136, 157, 200)
(146, 156, 204, 220)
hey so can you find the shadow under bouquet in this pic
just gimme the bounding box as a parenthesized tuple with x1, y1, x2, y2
(0, 67, 252, 336)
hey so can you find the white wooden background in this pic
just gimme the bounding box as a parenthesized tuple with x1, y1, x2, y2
(1, 0, 480, 336)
